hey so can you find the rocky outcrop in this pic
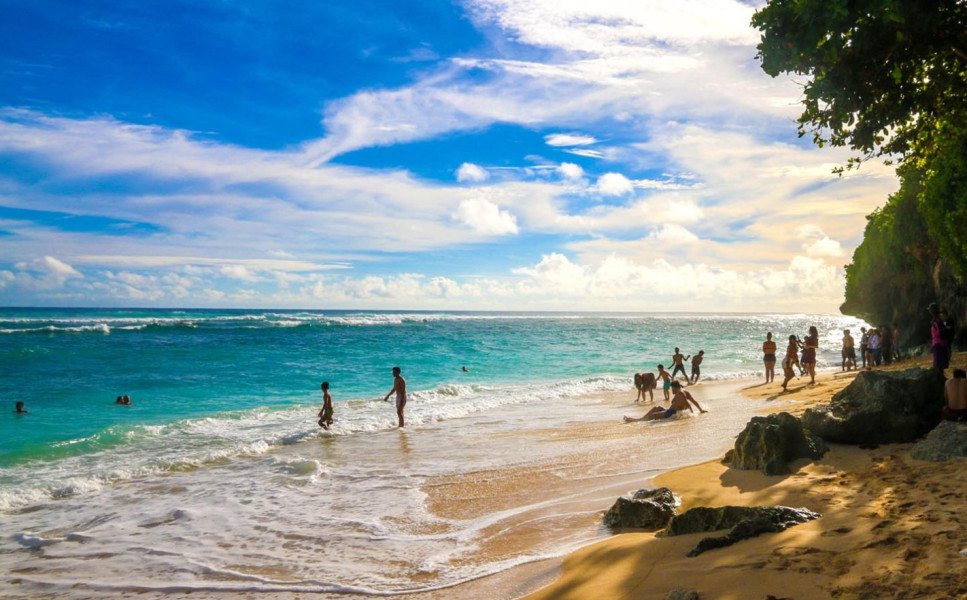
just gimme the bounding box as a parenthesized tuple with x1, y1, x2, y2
(659, 505, 820, 557)
(910, 420, 967, 461)
(722, 412, 828, 475)
(801, 368, 946, 444)
(602, 487, 676, 530)
(663, 591, 700, 600)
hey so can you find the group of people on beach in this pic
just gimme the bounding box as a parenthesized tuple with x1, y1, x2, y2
(633, 348, 705, 402)
(318, 366, 408, 431)
(848, 325, 901, 370)
(761, 327, 820, 391)
(627, 347, 709, 422)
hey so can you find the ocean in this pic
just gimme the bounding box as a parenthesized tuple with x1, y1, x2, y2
(0, 308, 869, 598)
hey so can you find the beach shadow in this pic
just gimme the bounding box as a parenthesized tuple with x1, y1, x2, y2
(718, 453, 832, 495)
(718, 465, 794, 492)
(742, 382, 771, 391)
(765, 384, 809, 401)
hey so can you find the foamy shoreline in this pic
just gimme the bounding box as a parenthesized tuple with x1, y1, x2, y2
(3, 374, 786, 600)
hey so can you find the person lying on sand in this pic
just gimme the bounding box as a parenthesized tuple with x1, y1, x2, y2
(623, 381, 707, 422)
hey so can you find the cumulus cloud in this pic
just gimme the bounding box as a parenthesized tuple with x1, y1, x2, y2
(804, 237, 844, 258)
(795, 224, 845, 257)
(456, 162, 489, 182)
(596, 172, 634, 196)
(557, 162, 585, 180)
(454, 198, 519, 235)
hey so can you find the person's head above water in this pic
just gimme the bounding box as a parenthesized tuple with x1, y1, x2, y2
(15, 401, 26, 413)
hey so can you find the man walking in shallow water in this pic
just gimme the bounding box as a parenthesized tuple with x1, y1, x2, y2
(383, 366, 407, 428)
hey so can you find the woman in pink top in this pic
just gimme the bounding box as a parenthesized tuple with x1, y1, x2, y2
(929, 303, 949, 373)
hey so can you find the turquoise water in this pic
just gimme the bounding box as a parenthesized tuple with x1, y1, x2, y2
(1, 308, 871, 597)
(1, 308, 867, 468)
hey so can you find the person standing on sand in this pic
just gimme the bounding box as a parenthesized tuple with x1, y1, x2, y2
(929, 303, 949, 373)
(859, 327, 870, 369)
(762, 332, 777, 383)
(800, 327, 818, 384)
(623, 381, 707, 422)
(841, 330, 856, 371)
(892, 323, 901, 360)
(942, 369, 967, 422)
(781, 334, 799, 391)
(670, 348, 690, 382)
(656, 364, 671, 402)
(690, 350, 704, 384)
(383, 366, 407, 428)
(318, 382, 333, 430)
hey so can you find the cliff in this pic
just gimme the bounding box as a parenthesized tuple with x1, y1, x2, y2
(840, 165, 966, 351)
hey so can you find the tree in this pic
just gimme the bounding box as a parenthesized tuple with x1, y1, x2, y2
(752, 0, 967, 168)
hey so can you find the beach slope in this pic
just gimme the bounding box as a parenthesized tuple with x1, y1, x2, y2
(521, 359, 967, 600)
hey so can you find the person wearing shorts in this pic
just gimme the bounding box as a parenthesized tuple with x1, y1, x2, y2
(383, 366, 407, 428)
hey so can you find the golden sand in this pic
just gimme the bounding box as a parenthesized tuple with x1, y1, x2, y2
(519, 355, 967, 600)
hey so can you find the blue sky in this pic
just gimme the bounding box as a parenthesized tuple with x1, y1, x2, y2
(0, 0, 898, 312)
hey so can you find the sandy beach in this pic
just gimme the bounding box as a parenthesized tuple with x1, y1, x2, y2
(519, 354, 967, 600)
(7, 349, 965, 600)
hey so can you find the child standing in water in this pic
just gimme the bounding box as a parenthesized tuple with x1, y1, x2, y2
(318, 382, 333, 430)
(656, 364, 672, 402)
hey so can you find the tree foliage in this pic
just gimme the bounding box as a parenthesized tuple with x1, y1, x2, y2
(754, 0, 967, 339)
(752, 0, 967, 168)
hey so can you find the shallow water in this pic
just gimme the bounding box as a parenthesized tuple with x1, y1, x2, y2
(0, 309, 867, 596)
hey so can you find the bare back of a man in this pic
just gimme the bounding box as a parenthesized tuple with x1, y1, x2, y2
(945, 373, 967, 411)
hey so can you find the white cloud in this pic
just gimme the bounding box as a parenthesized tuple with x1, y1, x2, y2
(804, 237, 844, 257)
(557, 162, 584, 180)
(455, 198, 519, 235)
(545, 133, 597, 147)
(596, 172, 634, 196)
(17, 256, 82, 279)
(456, 162, 489, 183)
(795, 224, 845, 257)
(648, 224, 699, 245)
(220, 265, 263, 282)
(563, 148, 606, 159)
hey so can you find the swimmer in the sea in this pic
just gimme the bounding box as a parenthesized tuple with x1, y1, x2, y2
(14, 401, 28, 414)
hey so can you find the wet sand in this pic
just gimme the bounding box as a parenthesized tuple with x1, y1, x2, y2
(518, 354, 967, 600)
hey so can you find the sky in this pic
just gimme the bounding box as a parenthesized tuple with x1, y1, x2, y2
(0, 0, 899, 312)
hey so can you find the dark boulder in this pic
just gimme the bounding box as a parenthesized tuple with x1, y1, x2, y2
(659, 505, 820, 557)
(663, 591, 700, 600)
(722, 412, 828, 475)
(801, 368, 946, 444)
(602, 487, 676, 530)
(910, 420, 967, 461)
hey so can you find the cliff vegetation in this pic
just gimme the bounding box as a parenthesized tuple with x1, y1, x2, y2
(753, 0, 967, 348)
